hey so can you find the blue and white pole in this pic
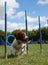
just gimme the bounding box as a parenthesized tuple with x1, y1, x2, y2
(38, 16, 42, 53)
(47, 19, 48, 27)
(5, 1, 7, 59)
(25, 10, 28, 54)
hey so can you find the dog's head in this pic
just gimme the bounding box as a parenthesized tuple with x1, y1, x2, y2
(14, 31, 28, 43)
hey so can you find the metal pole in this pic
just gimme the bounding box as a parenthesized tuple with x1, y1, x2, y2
(5, 2, 7, 59)
(47, 19, 48, 28)
(25, 10, 28, 54)
(38, 16, 42, 53)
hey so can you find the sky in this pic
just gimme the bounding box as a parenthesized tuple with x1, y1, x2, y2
(0, 0, 48, 32)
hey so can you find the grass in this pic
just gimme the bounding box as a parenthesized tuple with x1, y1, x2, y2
(0, 44, 48, 65)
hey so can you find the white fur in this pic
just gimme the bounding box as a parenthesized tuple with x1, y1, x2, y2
(11, 38, 27, 55)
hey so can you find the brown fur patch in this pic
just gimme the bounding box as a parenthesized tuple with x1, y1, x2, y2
(14, 31, 28, 42)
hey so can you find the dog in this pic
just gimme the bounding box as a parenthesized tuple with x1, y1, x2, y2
(11, 31, 28, 56)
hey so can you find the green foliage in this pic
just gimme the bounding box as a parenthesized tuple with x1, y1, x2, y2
(7, 32, 12, 36)
(42, 27, 48, 41)
(0, 30, 5, 40)
(12, 29, 20, 35)
(28, 31, 32, 40)
(28, 27, 48, 41)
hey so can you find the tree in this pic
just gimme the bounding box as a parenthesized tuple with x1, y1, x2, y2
(0, 30, 5, 40)
(42, 27, 48, 41)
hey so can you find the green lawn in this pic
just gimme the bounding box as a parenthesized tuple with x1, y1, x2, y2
(0, 44, 48, 65)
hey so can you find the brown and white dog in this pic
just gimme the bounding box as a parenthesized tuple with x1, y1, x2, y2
(11, 31, 28, 56)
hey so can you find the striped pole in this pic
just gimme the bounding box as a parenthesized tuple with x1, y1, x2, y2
(25, 10, 28, 54)
(5, 2, 7, 59)
(38, 16, 42, 53)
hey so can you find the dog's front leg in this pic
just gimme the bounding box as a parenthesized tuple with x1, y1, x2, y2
(21, 44, 27, 55)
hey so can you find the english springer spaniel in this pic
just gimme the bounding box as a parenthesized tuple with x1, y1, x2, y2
(11, 31, 28, 56)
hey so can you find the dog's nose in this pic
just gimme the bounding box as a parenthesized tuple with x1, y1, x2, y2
(25, 36, 28, 38)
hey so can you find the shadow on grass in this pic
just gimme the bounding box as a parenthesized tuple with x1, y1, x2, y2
(0, 54, 18, 59)
(7, 54, 18, 59)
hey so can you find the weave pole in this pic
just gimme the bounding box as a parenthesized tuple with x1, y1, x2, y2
(25, 10, 28, 54)
(38, 16, 42, 53)
(47, 19, 48, 28)
(5, 2, 7, 59)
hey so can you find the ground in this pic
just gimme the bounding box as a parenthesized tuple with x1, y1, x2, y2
(0, 44, 48, 65)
